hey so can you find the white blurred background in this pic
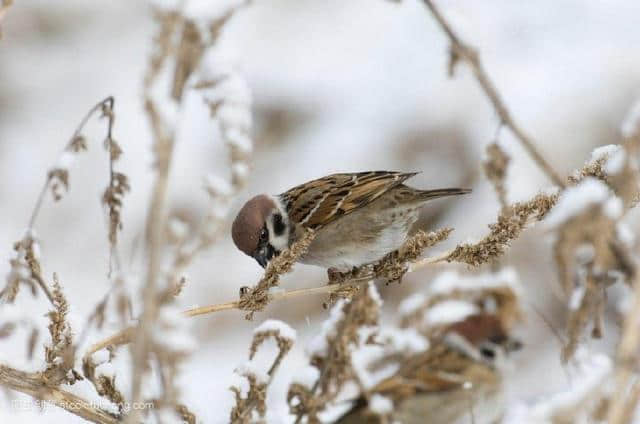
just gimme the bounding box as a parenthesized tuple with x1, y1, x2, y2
(1, 0, 640, 422)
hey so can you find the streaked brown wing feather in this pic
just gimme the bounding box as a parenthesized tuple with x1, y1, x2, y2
(280, 171, 418, 229)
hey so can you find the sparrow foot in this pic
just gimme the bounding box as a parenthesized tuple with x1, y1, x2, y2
(327, 267, 343, 283)
(328, 266, 370, 284)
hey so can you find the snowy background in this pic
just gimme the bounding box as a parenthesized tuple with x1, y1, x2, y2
(1, 0, 640, 422)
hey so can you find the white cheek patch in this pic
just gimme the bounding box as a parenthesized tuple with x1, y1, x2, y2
(266, 213, 289, 252)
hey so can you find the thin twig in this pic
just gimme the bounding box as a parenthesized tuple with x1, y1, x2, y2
(19, 97, 117, 306)
(27, 96, 114, 229)
(421, 0, 565, 188)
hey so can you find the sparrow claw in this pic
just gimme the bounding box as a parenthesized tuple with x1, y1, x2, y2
(327, 268, 342, 283)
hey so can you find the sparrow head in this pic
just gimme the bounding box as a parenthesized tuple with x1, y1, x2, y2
(446, 314, 522, 366)
(232, 194, 291, 268)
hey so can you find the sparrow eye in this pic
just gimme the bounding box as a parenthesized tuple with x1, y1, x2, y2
(259, 227, 268, 242)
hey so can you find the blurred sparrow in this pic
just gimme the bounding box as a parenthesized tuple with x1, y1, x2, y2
(338, 314, 521, 424)
(232, 171, 470, 269)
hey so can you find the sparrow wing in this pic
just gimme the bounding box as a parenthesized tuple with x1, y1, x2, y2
(280, 171, 418, 229)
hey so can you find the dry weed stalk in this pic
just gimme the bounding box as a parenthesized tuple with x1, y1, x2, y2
(130, 2, 252, 420)
(289, 283, 382, 423)
(421, 0, 565, 188)
(0, 365, 119, 423)
(239, 229, 316, 319)
(101, 99, 129, 272)
(548, 143, 639, 361)
(607, 270, 640, 424)
(0, 97, 134, 423)
(230, 320, 296, 423)
(604, 116, 640, 424)
(42, 273, 82, 385)
(483, 142, 510, 209)
(82, 348, 126, 416)
(1, 96, 120, 305)
(446, 193, 557, 267)
(1, 229, 53, 304)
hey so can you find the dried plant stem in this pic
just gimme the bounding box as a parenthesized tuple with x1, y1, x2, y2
(32, 268, 55, 305)
(20, 96, 117, 306)
(127, 101, 174, 422)
(186, 284, 355, 317)
(607, 269, 640, 424)
(85, 326, 136, 357)
(86, 255, 451, 355)
(421, 0, 565, 188)
(27, 96, 115, 229)
(0, 365, 119, 424)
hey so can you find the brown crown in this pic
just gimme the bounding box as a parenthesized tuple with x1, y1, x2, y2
(231, 195, 275, 256)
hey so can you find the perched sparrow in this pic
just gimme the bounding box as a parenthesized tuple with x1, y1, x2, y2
(232, 171, 470, 269)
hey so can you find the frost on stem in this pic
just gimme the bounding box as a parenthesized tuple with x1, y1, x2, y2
(82, 348, 126, 415)
(192, 46, 254, 246)
(546, 177, 635, 361)
(197, 46, 253, 189)
(504, 348, 613, 423)
(158, 4, 254, 295)
(569, 143, 639, 209)
(288, 282, 382, 423)
(238, 229, 316, 320)
(230, 319, 296, 423)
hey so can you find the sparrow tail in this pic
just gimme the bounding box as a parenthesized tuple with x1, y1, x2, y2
(417, 187, 472, 200)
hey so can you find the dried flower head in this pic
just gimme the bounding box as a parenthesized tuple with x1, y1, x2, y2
(546, 177, 633, 360)
(289, 283, 382, 423)
(43, 273, 81, 385)
(238, 229, 316, 319)
(373, 228, 453, 284)
(230, 319, 296, 423)
(447, 193, 558, 266)
(483, 142, 511, 207)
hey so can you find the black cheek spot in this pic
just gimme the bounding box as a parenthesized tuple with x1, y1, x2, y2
(273, 213, 286, 236)
(480, 346, 496, 359)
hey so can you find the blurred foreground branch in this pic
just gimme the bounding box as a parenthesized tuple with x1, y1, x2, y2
(0, 365, 118, 424)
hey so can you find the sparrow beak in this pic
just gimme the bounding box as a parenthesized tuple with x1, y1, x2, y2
(253, 245, 279, 268)
(254, 251, 268, 268)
